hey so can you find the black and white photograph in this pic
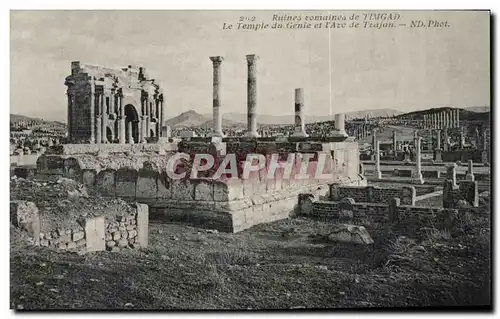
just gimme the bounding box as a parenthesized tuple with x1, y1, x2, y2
(8, 9, 492, 311)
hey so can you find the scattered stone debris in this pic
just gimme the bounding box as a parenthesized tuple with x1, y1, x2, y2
(327, 224, 374, 245)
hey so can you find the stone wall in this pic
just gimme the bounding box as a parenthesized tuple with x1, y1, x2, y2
(330, 185, 416, 205)
(301, 196, 463, 236)
(443, 180, 479, 208)
(104, 203, 148, 251)
(11, 201, 148, 254)
(441, 150, 486, 163)
(35, 140, 365, 232)
(47, 143, 178, 155)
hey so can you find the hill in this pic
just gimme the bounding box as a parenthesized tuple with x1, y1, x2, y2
(165, 110, 208, 128)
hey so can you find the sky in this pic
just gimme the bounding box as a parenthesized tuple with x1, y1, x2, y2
(10, 10, 490, 122)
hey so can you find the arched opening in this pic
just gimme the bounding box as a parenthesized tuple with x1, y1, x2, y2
(125, 104, 139, 144)
(106, 127, 113, 143)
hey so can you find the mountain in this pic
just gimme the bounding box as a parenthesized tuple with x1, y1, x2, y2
(200, 109, 403, 125)
(165, 110, 208, 128)
(10, 114, 65, 126)
(465, 106, 490, 113)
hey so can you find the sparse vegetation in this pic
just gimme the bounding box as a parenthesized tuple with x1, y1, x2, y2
(11, 210, 491, 310)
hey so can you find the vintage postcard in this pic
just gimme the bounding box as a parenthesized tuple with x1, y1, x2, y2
(10, 10, 491, 310)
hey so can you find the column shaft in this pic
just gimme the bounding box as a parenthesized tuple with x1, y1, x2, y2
(292, 88, 308, 137)
(210, 56, 224, 137)
(89, 80, 95, 144)
(245, 54, 260, 137)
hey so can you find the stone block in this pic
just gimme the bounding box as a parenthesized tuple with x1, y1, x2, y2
(327, 224, 374, 245)
(193, 179, 214, 201)
(213, 181, 229, 201)
(136, 173, 158, 199)
(170, 180, 194, 201)
(115, 168, 138, 199)
(157, 172, 172, 199)
(134, 203, 149, 248)
(84, 216, 106, 253)
(81, 169, 97, 186)
(401, 186, 416, 206)
(10, 201, 40, 245)
(96, 169, 116, 197)
(72, 231, 84, 242)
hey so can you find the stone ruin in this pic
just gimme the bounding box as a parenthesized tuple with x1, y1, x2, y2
(32, 55, 366, 235)
(10, 177, 149, 254)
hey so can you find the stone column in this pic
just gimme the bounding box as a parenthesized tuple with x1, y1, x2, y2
(95, 92, 101, 144)
(375, 140, 382, 179)
(392, 130, 397, 151)
(145, 98, 152, 139)
(110, 89, 115, 115)
(101, 93, 108, 143)
(334, 113, 347, 137)
(245, 54, 260, 138)
(66, 91, 73, 142)
(465, 159, 475, 181)
(413, 137, 424, 184)
(155, 99, 161, 138)
(292, 88, 308, 137)
(127, 121, 134, 144)
(456, 109, 460, 128)
(210, 56, 224, 137)
(139, 116, 146, 143)
(459, 130, 465, 149)
(447, 163, 457, 187)
(372, 129, 377, 151)
(160, 97, 164, 137)
(436, 129, 441, 149)
(443, 128, 449, 151)
(89, 79, 95, 144)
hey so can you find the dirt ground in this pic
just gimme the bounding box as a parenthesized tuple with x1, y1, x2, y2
(10, 211, 491, 310)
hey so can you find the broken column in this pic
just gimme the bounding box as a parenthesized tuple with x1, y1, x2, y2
(412, 137, 424, 184)
(459, 129, 465, 149)
(447, 163, 457, 188)
(482, 129, 489, 164)
(392, 130, 397, 152)
(375, 141, 382, 179)
(372, 128, 377, 151)
(443, 128, 449, 151)
(465, 159, 475, 181)
(210, 56, 224, 137)
(292, 88, 308, 137)
(245, 54, 260, 138)
(334, 113, 348, 137)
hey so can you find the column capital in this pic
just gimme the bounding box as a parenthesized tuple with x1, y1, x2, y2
(210, 56, 224, 64)
(246, 54, 259, 64)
